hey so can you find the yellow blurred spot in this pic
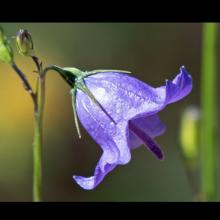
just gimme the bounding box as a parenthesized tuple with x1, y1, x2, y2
(180, 106, 200, 160)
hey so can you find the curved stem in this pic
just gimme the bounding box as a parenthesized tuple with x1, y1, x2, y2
(43, 65, 74, 86)
(11, 63, 36, 105)
(32, 56, 42, 73)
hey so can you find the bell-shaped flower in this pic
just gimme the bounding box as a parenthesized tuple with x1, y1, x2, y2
(48, 65, 192, 190)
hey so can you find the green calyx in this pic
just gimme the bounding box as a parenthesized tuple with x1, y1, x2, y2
(44, 65, 85, 87)
(44, 65, 131, 87)
(0, 26, 14, 64)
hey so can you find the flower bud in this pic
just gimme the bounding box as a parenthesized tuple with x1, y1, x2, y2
(16, 29, 34, 56)
(180, 106, 200, 164)
(0, 26, 14, 64)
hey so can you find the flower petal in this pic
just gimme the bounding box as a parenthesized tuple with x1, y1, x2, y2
(76, 89, 131, 164)
(73, 89, 131, 189)
(84, 66, 192, 123)
(84, 71, 161, 123)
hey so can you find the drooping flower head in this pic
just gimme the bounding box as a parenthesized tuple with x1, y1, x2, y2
(48, 65, 192, 190)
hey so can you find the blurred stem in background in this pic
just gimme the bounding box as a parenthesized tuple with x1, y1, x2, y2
(201, 23, 218, 201)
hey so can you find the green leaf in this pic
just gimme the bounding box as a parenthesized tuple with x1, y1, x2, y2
(0, 26, 13, 64)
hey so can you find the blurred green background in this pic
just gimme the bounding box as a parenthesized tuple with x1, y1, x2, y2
(0, 23, 219, 201)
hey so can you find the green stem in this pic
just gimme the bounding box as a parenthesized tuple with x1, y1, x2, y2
(201, 23, 218, 201)
(10, 52, 45, 201)
(33, 65, 45, 202)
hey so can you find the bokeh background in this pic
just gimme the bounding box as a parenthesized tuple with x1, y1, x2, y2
(0, 23, 219, 201)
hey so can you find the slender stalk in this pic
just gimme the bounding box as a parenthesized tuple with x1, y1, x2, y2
(200, 23, 218, 201)
(32, 58, 45, 202)
(33, 100, 42, 201)
(9, 27, 46, 201)
(11, 63, 36, 104)
(10, 61, 44, 201)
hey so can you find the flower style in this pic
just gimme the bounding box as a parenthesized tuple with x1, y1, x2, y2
(50, 65, 192, 190)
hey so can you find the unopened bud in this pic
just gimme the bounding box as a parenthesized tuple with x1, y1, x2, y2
(16, 29, 34, 56)
(180, 106, 200, 163)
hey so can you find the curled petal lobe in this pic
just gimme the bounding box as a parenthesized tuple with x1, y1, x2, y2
(73, 157, 116, 190)
(156, 66, 193, 105)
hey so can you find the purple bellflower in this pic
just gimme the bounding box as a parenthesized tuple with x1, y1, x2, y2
(50, 65, 192, 190)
